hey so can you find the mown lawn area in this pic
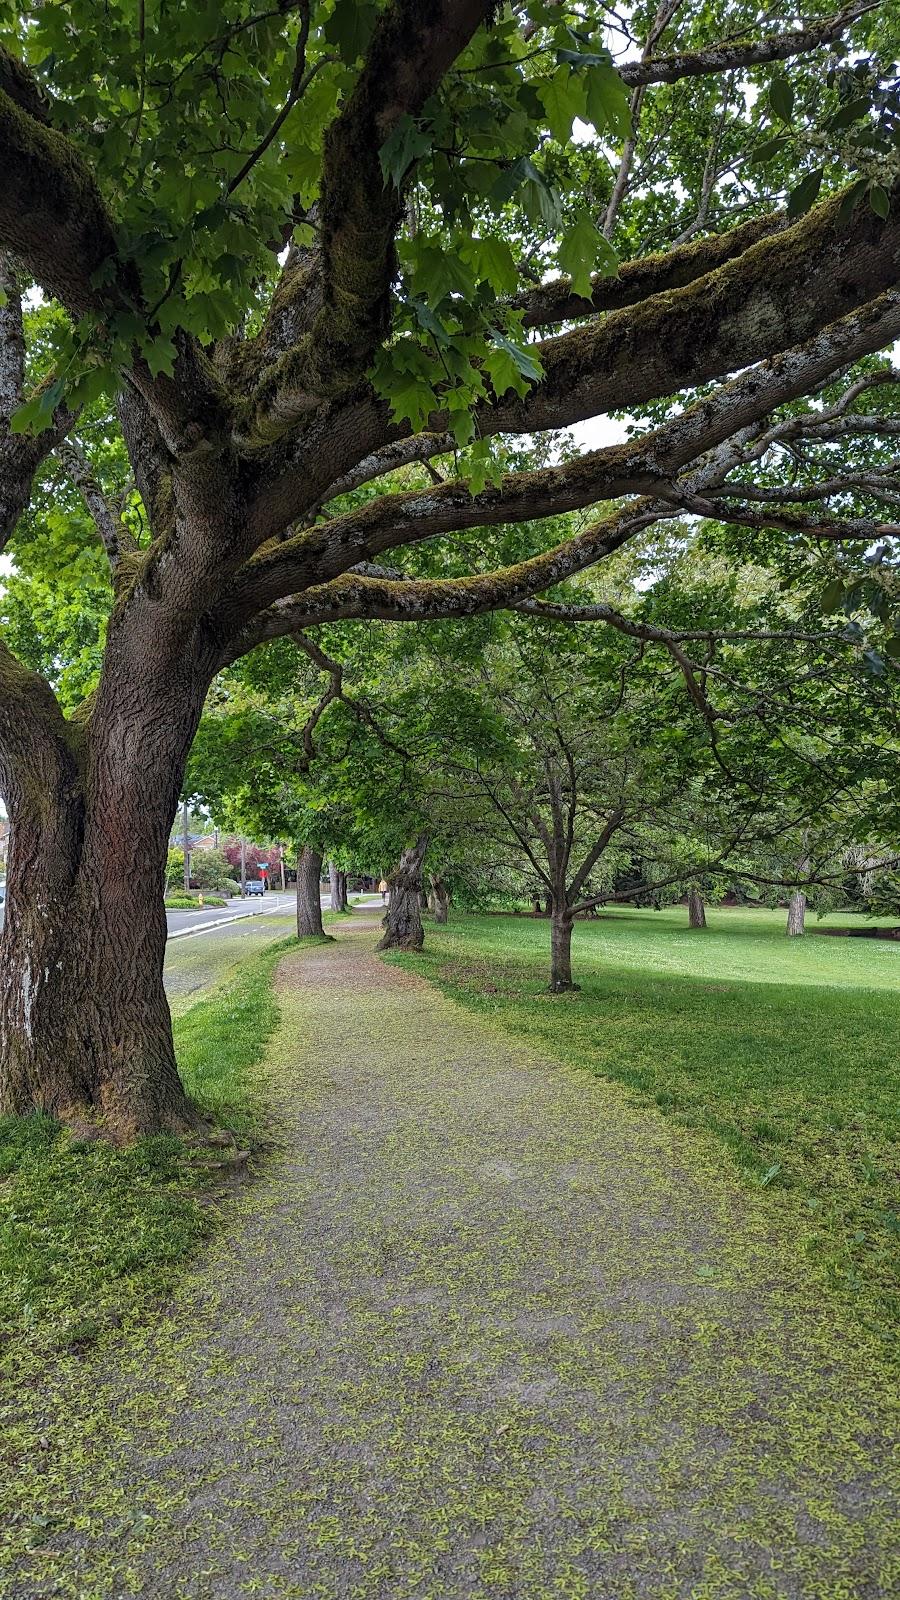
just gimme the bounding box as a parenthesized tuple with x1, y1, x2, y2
(0, 937, 291, 1371)
(394, 906, 900, 1344)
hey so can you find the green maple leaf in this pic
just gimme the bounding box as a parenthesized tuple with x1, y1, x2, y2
(462, 236, 519, 297)
(583, 64, 631, 140)
(559, 213, 618, 297)
(538, 66, 585, 144)
(379, 114, 432, 188)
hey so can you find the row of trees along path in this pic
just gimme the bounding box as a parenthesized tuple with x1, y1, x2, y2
(242, 603, 895, 996)
(1, 1, 900, 1132)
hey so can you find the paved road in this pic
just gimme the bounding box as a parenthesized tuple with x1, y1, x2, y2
(0, 890, 295, 938)
(164, 893, 384, 1014)
(164, 897, 296, 1015)
(165, 891, 294, 940)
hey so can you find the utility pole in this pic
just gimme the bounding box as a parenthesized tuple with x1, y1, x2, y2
(240, 837, 247, 894)
(182, 799, 191, 893)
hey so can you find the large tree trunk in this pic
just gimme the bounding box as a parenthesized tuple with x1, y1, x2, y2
(377, 835, 428, 951)
(787, 890, 807, 937)
(338, 869, 349, 911)
(430, 874, 449, 924)
(0, 781, 197, 1138)
(0, 631, 209, 1138)
(297, 845, 326, 938)
(688, 888, 707, 929)
(549, 906, 578, 993)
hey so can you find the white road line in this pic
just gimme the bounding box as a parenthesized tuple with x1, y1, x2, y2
(167, 899, 289, 942)
(166, 892, 378, 943)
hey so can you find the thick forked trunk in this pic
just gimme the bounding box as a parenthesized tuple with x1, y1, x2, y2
(297, 845, 327, 938)
(377, 834, 428, 951)
(787, 890, 806, 937)
(0, 637, 208, 1138)
(0, 789, 197, 1138)
(549, 906, 577, 992)
(688, 888, 707, 929)
(430, 874, 449, 924)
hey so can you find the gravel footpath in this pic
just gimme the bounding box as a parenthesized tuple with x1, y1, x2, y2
(11, 916, 897, 1599)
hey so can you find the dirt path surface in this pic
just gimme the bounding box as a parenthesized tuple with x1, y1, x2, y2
(13, 918, 896, 1599)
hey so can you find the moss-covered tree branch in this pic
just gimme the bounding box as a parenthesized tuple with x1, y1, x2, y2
(227, 287, 900, 622)
(245, 0, 495, 437)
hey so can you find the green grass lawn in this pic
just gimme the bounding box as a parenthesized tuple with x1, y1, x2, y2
(393, 906, 900, 1344)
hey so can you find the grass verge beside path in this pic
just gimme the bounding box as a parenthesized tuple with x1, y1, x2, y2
(0, 938, 292, 1373)
(391, 907, 900, 1346)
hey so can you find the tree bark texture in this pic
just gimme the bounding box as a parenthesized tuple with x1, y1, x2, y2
(430, 875, 449, 924)
(328, 864, 349, 912)
(787, 839, 809, 937)
(787, 890, 806, 937)
(549, 908, 578, 993)
(377, 835, 428, 951)
(688, 888, 707, 929)
(297, 845, 326, 938)
(0, 643, 208, 1136)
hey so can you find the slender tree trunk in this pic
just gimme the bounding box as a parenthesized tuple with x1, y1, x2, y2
(688, 888, 707, 929)
(181, 797, 191, 892)
(430, 874, 449, 924)
(787, 837, 810, 937)
(787, 889, 806, 937)
(297, 845, 326, 938)
(549, 905, 578, 992)
(328, 864, 350, 912)
(377, 835, 428, 951)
